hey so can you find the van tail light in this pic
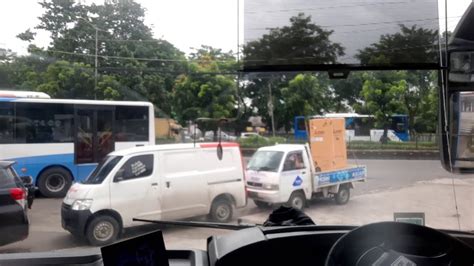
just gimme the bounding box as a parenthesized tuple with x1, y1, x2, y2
(10, 188, 25, 200)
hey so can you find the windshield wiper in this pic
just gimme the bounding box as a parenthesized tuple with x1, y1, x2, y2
(133, 218, 259, 230)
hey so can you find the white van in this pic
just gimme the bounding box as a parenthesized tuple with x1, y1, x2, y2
(61, 143, 246, 246)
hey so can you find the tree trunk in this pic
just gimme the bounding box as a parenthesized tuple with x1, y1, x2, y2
(380, 124, 389, 144)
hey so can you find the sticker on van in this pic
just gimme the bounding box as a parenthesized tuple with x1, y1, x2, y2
(131, 161, 147, 176)
(293, 176, 303, 187)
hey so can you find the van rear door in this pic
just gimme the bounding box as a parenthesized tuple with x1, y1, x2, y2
(109, 153, 160, 226)
(160, 150, 208, 219)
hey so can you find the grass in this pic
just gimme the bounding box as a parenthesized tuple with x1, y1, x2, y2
(157, 135, 438, 151)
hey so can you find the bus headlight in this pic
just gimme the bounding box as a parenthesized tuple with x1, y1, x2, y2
(263, 183, 279, 190)
(72, 199, 93, 211)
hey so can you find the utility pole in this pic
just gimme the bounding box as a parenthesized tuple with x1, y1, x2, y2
(268, 78, 276, 137)
(79, 17, 102, 100)
(94, 27, 98, 100)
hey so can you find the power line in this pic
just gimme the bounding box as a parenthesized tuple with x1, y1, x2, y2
(246, 15, 462, 31)
(46, 49, 235, 63)
(245, 1, 416, 14)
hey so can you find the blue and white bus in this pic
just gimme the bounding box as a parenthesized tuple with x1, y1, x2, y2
(0, 96, 155, 197)
(294, 113, 409, 142)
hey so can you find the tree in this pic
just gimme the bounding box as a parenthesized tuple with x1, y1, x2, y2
(173, 46, 238, 136)
(244, 13, 344, 65)
(357, 24, 438, 65)
(242, 13, 345, 132)
(357, 25, 439, 135)
(15, 0, 186, 114)
(330, 72, 365, 112)
(281, 73, 331, 125)
(356, 71, 408, 143)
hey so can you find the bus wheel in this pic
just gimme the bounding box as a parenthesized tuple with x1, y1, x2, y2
(38, 167, 72, 198)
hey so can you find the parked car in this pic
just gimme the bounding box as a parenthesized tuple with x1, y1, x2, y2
(62, 142, 247, 246)
(204, 131, 237, 141)
(0, 161, 36, 246)
(240, 132, 268, 140)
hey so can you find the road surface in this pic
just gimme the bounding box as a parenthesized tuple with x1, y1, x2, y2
(0, 160, 471, 253)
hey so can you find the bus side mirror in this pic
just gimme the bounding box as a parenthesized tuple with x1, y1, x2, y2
(439, 3, 474, 173)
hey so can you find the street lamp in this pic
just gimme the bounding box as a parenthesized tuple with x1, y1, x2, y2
(78, 17, 105, 99)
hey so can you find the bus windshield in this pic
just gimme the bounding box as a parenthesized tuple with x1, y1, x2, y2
(83, 156, 123, 184)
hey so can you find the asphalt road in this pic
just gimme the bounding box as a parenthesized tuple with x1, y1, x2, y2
(0, 159, 471, 253)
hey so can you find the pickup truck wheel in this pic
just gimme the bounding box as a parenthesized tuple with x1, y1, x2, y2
(335, 186, 350, 205)
(38, 167, 72, 198)
(254, 200, 270, 209)
(210, 199, 233, 223)
(86, 215, 120, 246)
(287, 191, 306, 210)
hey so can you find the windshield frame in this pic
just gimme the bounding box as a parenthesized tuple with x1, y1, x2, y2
(83, 155, 123, 184)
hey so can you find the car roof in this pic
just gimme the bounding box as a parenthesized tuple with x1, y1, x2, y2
(109, 142, 240, 156)
(257, 144, 305, 152)
(0, 161, 15, 168)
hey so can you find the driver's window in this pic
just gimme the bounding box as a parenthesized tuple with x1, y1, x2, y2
(114, 154, 154, 181)
(283, 151, 305, 171)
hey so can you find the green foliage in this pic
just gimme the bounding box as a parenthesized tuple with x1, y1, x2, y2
(238, 136, 286, 148)
(243, 13, 345, 132)
(356, 71, 408, 137)
(244, 13, 344, 65)
(357, 25, 438, 65)
(347, 141, 437, 150)
(173, 46, 238, 128)
(282, 73, 330, 117)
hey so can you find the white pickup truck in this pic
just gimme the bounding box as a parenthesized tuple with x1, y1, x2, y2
(245, 144, 366, 209)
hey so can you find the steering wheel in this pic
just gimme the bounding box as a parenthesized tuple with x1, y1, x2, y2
(325, 222, 474, 266)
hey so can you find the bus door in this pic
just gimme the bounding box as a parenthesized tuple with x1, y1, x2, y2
(74, 106, 115, 168)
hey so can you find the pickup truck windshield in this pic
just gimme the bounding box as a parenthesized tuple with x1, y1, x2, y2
(83, 156, 122, 184)
(247, 151, 284, 172)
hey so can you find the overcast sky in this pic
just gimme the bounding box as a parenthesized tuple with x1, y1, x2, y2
(0, 0, 471, 56)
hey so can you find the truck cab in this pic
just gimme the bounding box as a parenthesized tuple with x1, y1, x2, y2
(246, 145, 314, 209)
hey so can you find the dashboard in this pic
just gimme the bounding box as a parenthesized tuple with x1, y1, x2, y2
(0, 225, 473, 266)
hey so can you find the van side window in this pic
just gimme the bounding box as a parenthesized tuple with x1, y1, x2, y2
(283, 151, 305, 171)
(115, 154, 154, 181)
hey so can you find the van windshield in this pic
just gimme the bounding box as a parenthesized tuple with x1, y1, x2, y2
(247, 151, 284, 172)
(83, 156, 123, 184)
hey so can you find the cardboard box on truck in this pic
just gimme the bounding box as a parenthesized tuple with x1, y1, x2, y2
(308, 118, 347, 171)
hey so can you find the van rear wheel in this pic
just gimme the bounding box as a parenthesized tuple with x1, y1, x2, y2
(86, 215, 120, 246)
(210, 199, 233, 223)
(38, 167, 72, 198)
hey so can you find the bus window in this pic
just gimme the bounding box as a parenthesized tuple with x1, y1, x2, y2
(115, 106, 149, 142)
(0, 103, 14, 144)
(14, 103, 74, 143)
